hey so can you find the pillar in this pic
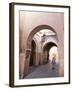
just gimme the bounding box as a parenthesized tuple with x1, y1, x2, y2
(19, 53, 25, 79)
(23, 49, 31, 77)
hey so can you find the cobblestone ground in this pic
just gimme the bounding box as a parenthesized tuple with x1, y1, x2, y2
(24, 62, 62, 79)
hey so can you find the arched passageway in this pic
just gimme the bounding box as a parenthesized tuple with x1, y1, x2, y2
(24, 25, 58, 77)
(43, 42, 57, 64)
(27, 25, 57, 49)
(19, 10, 64, 79)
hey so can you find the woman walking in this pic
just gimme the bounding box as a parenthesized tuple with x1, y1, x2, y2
(51, 55, 56, 70)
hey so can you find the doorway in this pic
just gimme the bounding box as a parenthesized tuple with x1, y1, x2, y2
(29, 40, 36, 66)
(43, 42, 57, 63)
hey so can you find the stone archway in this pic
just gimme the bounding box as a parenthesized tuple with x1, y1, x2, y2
(42, 36, 58, 48)
(27, 25, 57, 49)
(24, 25, 58, 76)
(43, 42, 57, 64)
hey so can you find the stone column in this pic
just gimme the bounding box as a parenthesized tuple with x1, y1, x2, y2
(40, 42, 44, 65)
(23, 49, 31, 77)
(34, 50, 39, 66)
(40, 49, 44, 65)
(19, 53, 25, 79)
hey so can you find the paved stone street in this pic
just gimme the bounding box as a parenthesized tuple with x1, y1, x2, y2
(24, 62, 61, 79)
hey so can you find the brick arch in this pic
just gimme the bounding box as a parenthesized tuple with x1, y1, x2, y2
(27, 25, 57, 49)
